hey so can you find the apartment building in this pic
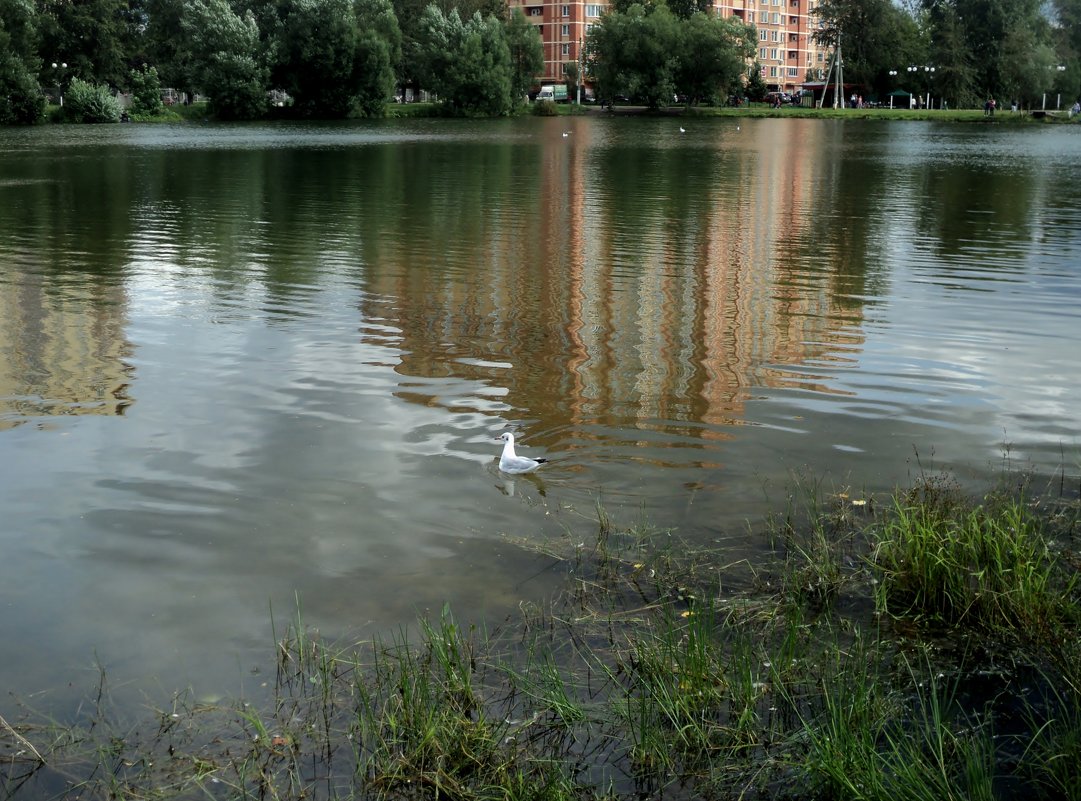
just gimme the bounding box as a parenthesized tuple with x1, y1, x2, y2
(507, 0, 828, 93)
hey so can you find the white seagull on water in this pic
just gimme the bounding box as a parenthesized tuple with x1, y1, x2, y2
(498, 432, 548, 474)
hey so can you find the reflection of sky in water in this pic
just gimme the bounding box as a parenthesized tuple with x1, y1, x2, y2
(0, 118, 1079, 711)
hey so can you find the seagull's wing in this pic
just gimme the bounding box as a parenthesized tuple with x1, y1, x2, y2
(500, 454, 546, 474)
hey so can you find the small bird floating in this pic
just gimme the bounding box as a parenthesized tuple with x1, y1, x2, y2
(562, 130, 570, 137)
(679, 126, 686, 133)
(498, 432, 548, 474)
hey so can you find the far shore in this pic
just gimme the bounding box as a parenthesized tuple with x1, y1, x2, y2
(32, 99, 1081, 126)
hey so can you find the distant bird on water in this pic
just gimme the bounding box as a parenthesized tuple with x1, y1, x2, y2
(498, 432, 548, 474)
(562, 130, 570, 137)
(679, 126, 686, 133)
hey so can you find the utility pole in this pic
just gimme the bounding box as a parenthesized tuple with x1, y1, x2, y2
(835, 36, 844, 108)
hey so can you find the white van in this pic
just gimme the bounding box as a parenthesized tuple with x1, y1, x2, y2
(536, 86, 555, 102)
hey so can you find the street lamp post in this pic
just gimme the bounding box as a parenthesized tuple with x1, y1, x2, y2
(888, 69, 898, 109)
(51, 61, 68, 106)
(1046, 65, 1066, 110)
(907, 65, 936, 109)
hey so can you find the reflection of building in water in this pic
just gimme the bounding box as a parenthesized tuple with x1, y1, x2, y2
(0, 273, 133, 429)
(359, 119, 864, 443)
(557, 120, 862, 436)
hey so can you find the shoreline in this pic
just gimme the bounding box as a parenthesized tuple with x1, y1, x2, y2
(3, 473, 1079, 799)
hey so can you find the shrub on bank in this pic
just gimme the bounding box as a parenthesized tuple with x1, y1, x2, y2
(63, 78, 122, 123)
(532, 99, 558, 116)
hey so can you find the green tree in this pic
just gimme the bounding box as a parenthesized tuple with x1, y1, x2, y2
(353, 0, 402, 116)
(588, 3, 681, 109)
(414, 6, 512, 116)
(182, 0, 268, 119)
(745, 61, 767, 101)
(0, 0, 44, 124)
(1051, 0, 1081, 99)
(813, 0, 926, 95)
(275, 0, 363, 116)
(674, 11, 754, 105)
(391, 0, 500, 95)
(924, 0, 1054, 101)
(925, 2, 976, 107)
(665, 0, 712, 20)
(128, 62, 163, 115)
(143, 0, 198, 102)
(505, 7, 541, 103)
(34, 0, 135, 87)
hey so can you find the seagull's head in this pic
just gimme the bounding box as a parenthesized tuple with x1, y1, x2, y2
(499, 432, 515, 444)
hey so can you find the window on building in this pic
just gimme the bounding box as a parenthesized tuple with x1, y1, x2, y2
(771, 12, 780, 23)
(529, 7, 541, 15)
(747, 10, 755, 22)
(562, 43, 570, 55)
(586, 4, 602, 16)
(759, 29, 767, 41)
(770, 48, 778, 60)
(769, 66, 778, 76)
(788, 67, 798, 77)
(561, 23, 569, 36)
(817, 51, 823, 61)
(759, 47, 767, 59)
(770, 29, 778, 42)
(561, 5, 569, 16)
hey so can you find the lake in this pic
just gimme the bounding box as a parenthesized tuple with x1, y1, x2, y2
(1, 116, 1079, 711)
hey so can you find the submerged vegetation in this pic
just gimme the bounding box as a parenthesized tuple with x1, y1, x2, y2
(2, 475, 1079, 800)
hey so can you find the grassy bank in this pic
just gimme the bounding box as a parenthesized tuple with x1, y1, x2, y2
(591, 104, 1080, 124)
(2, 475, 1079, 800)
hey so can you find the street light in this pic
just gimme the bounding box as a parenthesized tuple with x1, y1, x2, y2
(907, 65, 936, 109)
(888, 69, 898, 109)
(1047, 65, 1067, 110)
(51, 61, 68, 106)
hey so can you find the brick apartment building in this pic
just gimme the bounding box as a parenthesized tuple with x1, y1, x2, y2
(506, 0, 830, 94)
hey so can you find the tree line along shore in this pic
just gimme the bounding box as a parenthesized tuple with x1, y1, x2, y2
(3, 0, 1079, 124)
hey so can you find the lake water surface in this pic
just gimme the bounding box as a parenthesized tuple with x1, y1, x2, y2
(1, 116, 1079, 709)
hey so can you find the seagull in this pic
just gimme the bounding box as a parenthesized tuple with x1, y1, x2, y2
(679, 126, 686, 133)
(498, 432, 548, 474)
(562, 131, 570, 137)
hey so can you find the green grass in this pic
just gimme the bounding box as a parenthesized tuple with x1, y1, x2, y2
(872, 482, 1078, 639)
(2, 477, 1079, 799)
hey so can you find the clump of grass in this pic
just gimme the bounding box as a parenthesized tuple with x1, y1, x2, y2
(353, 606, 506, 796)
(796, 638, 1000, 801)
(872, 483, 1077, 639)
(1022, 676, 1081, 801)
